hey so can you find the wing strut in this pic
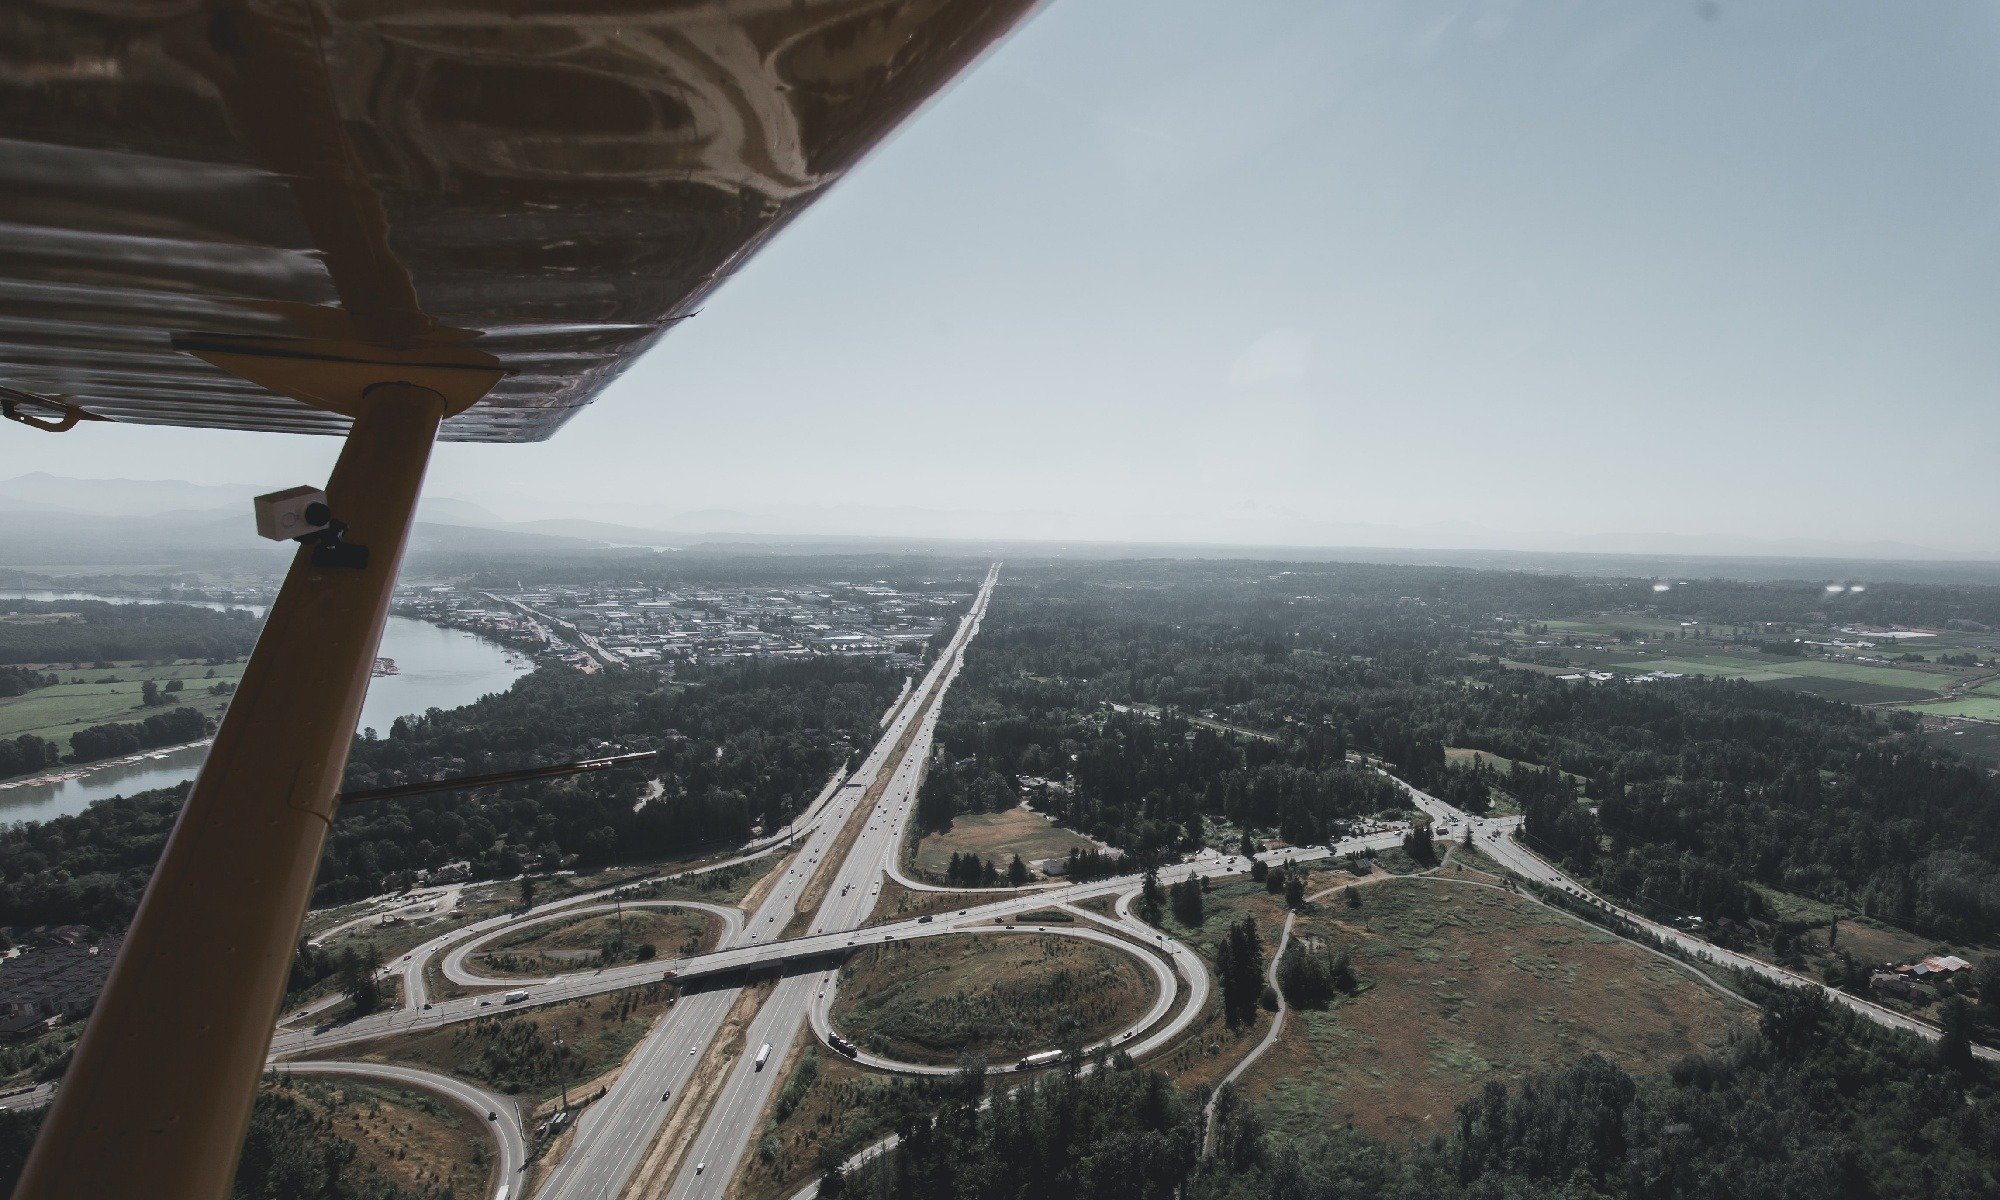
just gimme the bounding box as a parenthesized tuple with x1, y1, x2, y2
(15, 383, 446, 1200)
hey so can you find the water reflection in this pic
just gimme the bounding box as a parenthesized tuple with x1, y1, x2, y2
(0, 609, 530, 825)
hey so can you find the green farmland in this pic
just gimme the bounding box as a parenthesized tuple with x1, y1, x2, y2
(1609, 655, 1955, 697)
(1909, 697, 2000, 722)
(0, 660, 244, 757)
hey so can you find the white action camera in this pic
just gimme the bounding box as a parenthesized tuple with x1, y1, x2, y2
(253, 485, 331, 541)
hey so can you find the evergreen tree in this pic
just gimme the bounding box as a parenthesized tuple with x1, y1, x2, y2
(1939, 997, 1976, 1074)
(1214, 915, 1264, 1026)
(1138, 867, 1164, 925)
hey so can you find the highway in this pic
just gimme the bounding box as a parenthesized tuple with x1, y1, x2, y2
(650, 564, 1000, 1200)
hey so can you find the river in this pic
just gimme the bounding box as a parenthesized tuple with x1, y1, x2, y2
(0, 601, 532, 825)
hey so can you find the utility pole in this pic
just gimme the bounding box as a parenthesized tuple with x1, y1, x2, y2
(555, 1033, 570, 1111)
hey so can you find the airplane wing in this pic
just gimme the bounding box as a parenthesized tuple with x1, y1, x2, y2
(0, 0, 1042, 440)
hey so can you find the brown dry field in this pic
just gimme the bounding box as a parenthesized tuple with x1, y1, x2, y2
(276, 1077, 491, 1200)
(910, 806, 1100, 878)
(831, 931, 1156, 1066)
(864, 878, 997, 926)
(1235, 876, 1751, 1144)
(473, 907, 720, 972)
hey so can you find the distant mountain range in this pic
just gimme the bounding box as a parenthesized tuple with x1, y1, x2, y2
(0, 472, 615, 567)
(3, 473, 1997, 583)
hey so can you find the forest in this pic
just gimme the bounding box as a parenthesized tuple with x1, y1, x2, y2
(0, 654, 899, 929)
(0, 599, 260, 665)
(926, 562, 2000, 943)
(0, 1083, 440, 1200)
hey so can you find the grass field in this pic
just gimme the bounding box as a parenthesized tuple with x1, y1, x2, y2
(332, 982, 678, 1105)
(0, 658, 245, 754)
(1908, 697, 2000, 721)
(273, 1076, 491, 1200)
(1149, 879, 1284, 1090)
(1229, 877, 1749, 1144)
(911, 805, 1099, 878)
(1613, 655, 1951, 690)
(473, 907, 719, 974)
(1608, 656, 1798, 682)
(1753, 676, 1939, 704)
(866, 878, 995, 926)
(831, 931, 1155, 1065)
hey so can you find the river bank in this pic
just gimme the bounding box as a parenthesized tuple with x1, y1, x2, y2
(0, 609, 532, 826)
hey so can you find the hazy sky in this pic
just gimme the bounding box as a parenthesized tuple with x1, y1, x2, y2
(16, 1, 2000, 553)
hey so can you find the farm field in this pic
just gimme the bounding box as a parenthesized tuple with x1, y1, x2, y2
(1754, 676, 1938, 704)
(1610, 654, 1955, 694)
(830, 931, 1154, 1066)
(1909, 697, 2000, 721)
(1608, 656, 1800, 682)
(1228, 877, 1750, 1144)
(1540, 616, 1722, 637)
(0, 659, 245, 753)
(910, 804, 1099, 878)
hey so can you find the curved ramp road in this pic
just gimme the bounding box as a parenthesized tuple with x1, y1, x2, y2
(270, 822, 1412, 1063)
(277, 1060, 526, 1200)
(384, 837, 798, 1012)
(806, 914, 1187, 1076)
(441, 899, 746, 988)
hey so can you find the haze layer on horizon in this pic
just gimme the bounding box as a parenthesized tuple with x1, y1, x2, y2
(8, 1, 1998, 556)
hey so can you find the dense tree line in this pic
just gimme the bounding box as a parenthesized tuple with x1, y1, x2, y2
(0, 667, 55, 697)
(65, 706, 210, 763)
(0, 655, 899, 929)
(0, 599, 260, 664)
(837, 984, 2000, 1200)
(1483, 670, 2000, 939)
(931, 563, 2000, 943)
(833, 1059, 1202, 1200)
(0, 733, 60, 779)
(289, 939, 386, 1014)
(0, 1084, 433, 1199)
(942, 852, 1000, 886)
(322, 656, 895, 903)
